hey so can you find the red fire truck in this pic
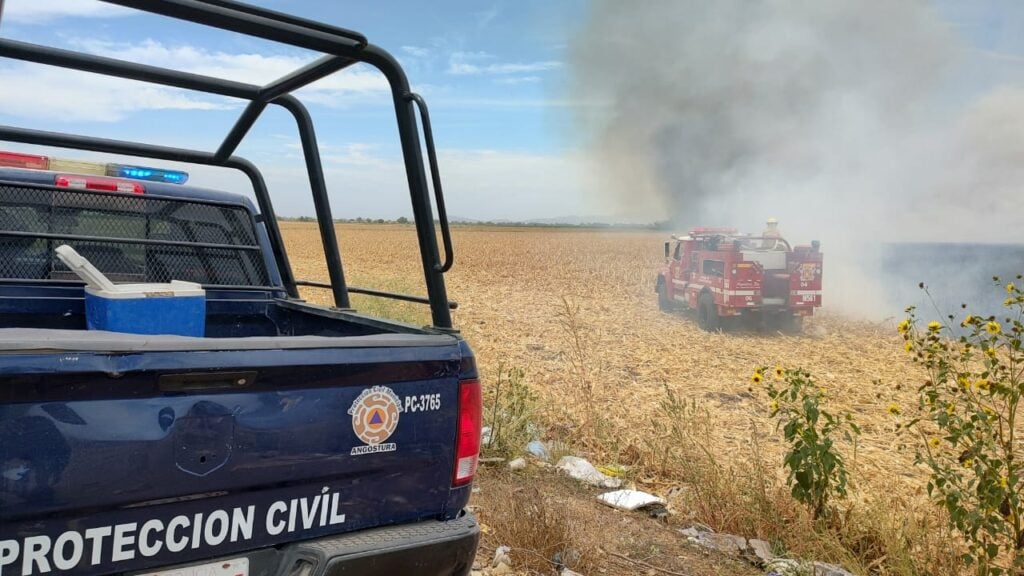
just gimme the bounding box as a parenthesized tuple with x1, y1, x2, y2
(656, 228, 823, 332)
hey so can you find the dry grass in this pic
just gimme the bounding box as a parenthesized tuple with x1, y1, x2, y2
(280, 222, 964, 574)
(473, 467, 761, 576)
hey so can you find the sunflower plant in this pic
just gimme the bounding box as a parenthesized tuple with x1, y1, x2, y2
(898, 277, 1024, 575)
(756, 366, 860, 519)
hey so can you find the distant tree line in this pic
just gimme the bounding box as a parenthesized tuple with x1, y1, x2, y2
(283, 216, 410, 224)
(280, 215, 673, 231)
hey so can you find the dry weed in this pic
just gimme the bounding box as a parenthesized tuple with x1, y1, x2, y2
(478, 481, 600, 575)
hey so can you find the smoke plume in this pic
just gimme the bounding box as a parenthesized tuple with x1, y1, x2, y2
(569, 1, 1024, 317)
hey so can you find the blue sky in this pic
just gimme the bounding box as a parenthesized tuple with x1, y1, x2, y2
(0, 1, 1022, 221)
(0, 0, 591, 220)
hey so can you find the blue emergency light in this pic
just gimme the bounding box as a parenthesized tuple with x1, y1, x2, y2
(107, 163, 189, 184)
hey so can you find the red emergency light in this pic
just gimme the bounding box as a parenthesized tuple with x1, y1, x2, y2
(0, 151, 49, 170)
(55, 175, 145, 195)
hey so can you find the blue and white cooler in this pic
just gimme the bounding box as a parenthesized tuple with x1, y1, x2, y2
(55, 245, 206, 337)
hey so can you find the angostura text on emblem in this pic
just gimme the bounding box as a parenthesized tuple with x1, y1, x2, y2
(348, 385, 401, 455)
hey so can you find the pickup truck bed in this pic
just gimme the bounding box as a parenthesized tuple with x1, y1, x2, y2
(0, 284, 422, 340)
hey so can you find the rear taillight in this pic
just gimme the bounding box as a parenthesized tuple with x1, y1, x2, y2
(453, 378, 482, 486)
(55, 174, 145, 194)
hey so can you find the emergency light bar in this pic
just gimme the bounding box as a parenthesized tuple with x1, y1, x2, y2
(108, 164, 189, 184)
(0, 150, 188, 184)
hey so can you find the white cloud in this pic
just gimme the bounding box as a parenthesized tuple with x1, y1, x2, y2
(284, 141, 388, 168)
(401, 46, 431, 58)
(0, 38, 394, 122)
(447, 52, 562, 76)
(435, 149, 591, 221)
(0, 65, 230, 122)
(71, 39, 390, 105)
(1, 0, 132, 24)
(494, 76, 542, 85)
(2, 140, 591, 221)
(976, 48, 1024, 64)
(182, 146, 592, 221)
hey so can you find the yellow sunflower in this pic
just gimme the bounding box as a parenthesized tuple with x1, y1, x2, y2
(897, 319, 910, 334)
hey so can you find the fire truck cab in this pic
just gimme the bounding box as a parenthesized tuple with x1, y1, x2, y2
(656, 227, 823, 332)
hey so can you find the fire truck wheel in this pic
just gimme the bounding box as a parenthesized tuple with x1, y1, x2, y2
(657, 278, 673, 311)
(697, 292, 720, 332)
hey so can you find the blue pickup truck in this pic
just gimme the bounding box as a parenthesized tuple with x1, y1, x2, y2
(0, 2, 480, 576)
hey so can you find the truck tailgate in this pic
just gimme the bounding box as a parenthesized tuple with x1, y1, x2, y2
(0, 336, 474, 576)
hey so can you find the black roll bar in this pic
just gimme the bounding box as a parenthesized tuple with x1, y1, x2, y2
(0, 0, 455, 329)
(407, 93, 454, 273)
(295, 280, 458, 311)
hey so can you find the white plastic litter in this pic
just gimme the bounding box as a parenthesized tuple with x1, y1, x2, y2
(526, 439, 550, 461)
(508, 457, 526, 471)
(480, 426, 493, 446)
(492, 545, 511, 568)
(596, 489, 666, 512)
(555, 456, 622, 488)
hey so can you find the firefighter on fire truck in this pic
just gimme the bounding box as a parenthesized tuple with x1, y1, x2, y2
(761, 217, 783, 250)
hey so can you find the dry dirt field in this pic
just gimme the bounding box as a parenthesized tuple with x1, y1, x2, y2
(280, 221, 944, 574)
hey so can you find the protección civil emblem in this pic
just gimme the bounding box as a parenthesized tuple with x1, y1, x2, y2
(348, 386, 401, 455)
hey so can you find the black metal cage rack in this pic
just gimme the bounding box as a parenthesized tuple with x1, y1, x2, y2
(0, 0, 457, 329)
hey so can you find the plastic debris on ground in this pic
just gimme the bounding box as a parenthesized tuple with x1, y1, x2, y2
(492, 545, 511, 568)
(555, 456, 622, 488)
(508, 457, 526, 471)
(525, 439, 550, 461)
(481, 426, 493, 446)
(596, 489, 665, 512)
(596, 464, 628, 477)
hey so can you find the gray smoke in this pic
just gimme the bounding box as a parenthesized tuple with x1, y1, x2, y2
(568, 1, 1024, 317)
